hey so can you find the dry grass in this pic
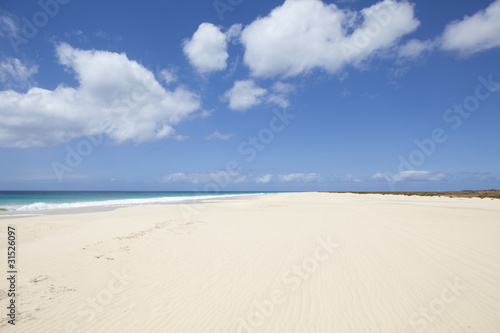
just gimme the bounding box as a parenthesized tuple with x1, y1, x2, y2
(320, 190, 500, 199)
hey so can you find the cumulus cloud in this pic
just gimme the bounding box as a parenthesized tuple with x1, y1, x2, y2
(0, 43, 200, 148)
(159, 173, 191, 183)
(267, 94, 291, 108)
(441, 0, 500, 55)
(200, 109, 214, 118)
(267, 81, 295, 108)
(0, 57, 38, 88)
(256, 174, 273, 184)
(183, 23, 229, 73)
(175, 134, 189, 141)
(437, 171, 499, 183)
(159, 170, 240, 184)
(234, 175, 247, 183)
(204, 130, 235, 140)
(397, 38, 435, 59)
(159, 66, 178, 84)
(374, 170, 446, 182)
(240, 0, 419, 78)
(279, 173, 321, 183)
(224, 80, 267, 111)
(372, 172, 388, 181)
(226, 24, 243, 42)
(272, 81, 295, 94)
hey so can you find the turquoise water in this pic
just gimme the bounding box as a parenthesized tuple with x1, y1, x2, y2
(0, 191, 267, 214)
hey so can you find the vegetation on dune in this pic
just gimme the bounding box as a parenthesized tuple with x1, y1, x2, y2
(320, 190, 500, 199)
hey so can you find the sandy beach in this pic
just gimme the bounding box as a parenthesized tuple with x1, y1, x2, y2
(1, 192, 499, 332)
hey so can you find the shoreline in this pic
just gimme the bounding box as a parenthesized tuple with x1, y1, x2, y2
(1, 192, 499, 332)
(0, 192, 269, 218)
(2, 189, 498, 218)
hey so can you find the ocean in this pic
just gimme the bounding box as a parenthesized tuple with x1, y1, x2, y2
(0, 191, 267, 215)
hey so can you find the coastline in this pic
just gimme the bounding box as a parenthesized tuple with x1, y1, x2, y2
(0, 191, 269, 217)
(1, 192, 499, 332)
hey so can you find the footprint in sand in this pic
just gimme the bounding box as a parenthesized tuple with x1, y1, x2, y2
(95, 255, 115, 260)
(30, 275, 48, 283)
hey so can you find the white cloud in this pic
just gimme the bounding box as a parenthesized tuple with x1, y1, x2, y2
(204, 130, 235, 140)
(224, 80, 267, 111)
(372, 172, 387, 181)
(200, 109, 215, 118)
(234, 176, 247, 183)
(226, 24, 243, 43)
(272, 81, 295, 94)
(397, 39, 435, 59)
(0, 57, 38, 87)
(175, 134, 189, 141)
(375, 170, 446, 182)
(267, 81, 295, 107)
(267, 94, 291, 108)
(223, 54, 240, 79)
(329, 174, 362, 182)
(200, 109, 214, 118)
(372, 171, 500, 183)
(279, 173, 321, 183)
(240, 0, 419, 78)
(159, 173, 191, 183)
(438, 171, 499, 183)
(64, 29, 88, 42)
(387, 65, 410, 79)
(0, 12, 19, 38)
(94, 30, 108, 39)
(0, 43, 200, 148)
(393, 170, 446, 182)
(256, 174, 273, 184)
(441, 0, 500, 55)
(159, 66, 178, 84)
(344, 174, 363, 182)
(183, 23, 228, 73)
(159, 170, 241, 184)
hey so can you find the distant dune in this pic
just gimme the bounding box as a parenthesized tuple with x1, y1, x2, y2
(321, 189, 500, 199)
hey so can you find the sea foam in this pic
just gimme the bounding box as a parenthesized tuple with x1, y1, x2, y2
(15, 193, 263, 212)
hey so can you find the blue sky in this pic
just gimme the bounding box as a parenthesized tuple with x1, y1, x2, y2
(0, 0, 499, 191)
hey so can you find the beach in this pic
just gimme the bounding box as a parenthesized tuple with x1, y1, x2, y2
(1, 192, 499, 332)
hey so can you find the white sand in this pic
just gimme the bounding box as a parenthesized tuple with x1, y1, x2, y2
(1, 192, 499, 332)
